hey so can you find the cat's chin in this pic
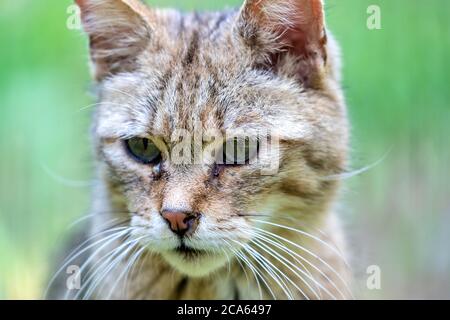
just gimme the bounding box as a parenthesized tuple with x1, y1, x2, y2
(161, 247, 228, 277)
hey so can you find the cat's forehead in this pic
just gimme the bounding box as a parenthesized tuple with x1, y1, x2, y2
(98, 62, 311, 141)
(96, 11, 314, 140)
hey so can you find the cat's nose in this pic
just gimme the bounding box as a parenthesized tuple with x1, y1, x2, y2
(161, 210, 200, 236)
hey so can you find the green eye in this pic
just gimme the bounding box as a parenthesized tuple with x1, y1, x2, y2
(220, 137, 258, 165)
(125, 137, 161, 164)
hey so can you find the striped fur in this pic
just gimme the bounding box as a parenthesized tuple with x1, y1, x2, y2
(48, 0, 352, 300)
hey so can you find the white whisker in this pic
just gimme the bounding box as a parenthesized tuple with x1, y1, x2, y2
(224, 240, 272, 299)
(250, 219, 350, 268)
(234, 241, 292, 299)
(67, 229, 132, 300)
(81, 235, 145, 299)
(319, 147, 392, 181)
(106, 243, 147, 299)
(252, 229, 344, 299)
(241, 242, 296, 300)
(252, 226, 353, 298)
(250, 234, 326, 300)
(45, 226, 129, 298)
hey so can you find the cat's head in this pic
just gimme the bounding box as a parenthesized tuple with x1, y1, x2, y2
(77, 0, 348, 277)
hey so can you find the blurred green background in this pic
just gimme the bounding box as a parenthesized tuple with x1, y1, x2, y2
(0, 0, 449, 299)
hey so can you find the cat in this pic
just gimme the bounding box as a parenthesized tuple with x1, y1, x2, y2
(47, 0, 352, 300)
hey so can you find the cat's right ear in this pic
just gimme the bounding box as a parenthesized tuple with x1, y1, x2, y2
(75, 0, 153, 81)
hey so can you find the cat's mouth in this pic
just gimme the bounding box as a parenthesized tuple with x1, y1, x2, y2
(161, 242, 229, 277)
(174, 243, 206, 259)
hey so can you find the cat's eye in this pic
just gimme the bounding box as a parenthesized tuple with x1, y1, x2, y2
(125, 137, 161, 165)
(219, 137, 259, 165)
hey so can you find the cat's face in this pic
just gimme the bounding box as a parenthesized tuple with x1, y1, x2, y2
(78, 0, 348, 277)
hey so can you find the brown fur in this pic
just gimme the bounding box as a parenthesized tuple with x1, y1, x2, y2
(48, 0, 351, 300)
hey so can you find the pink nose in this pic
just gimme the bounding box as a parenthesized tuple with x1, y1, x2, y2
(161, 210, 200, 236)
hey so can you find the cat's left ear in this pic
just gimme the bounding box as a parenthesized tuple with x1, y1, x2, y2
(235, 0, 328, 87)
(75, 0, 153, 81)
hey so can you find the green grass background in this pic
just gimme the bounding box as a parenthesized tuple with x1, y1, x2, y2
(0, 0, 449, 299)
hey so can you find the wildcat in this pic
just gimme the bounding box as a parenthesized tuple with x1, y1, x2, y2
(47, 0, 351, 300)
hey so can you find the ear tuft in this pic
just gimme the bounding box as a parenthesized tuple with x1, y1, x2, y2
(236, 0, 327, 87)
(75, 0, 153, 81)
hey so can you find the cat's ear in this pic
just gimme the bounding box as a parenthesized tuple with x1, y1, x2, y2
(235, 0, 327, 87)
(75, 0, 153, 80)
